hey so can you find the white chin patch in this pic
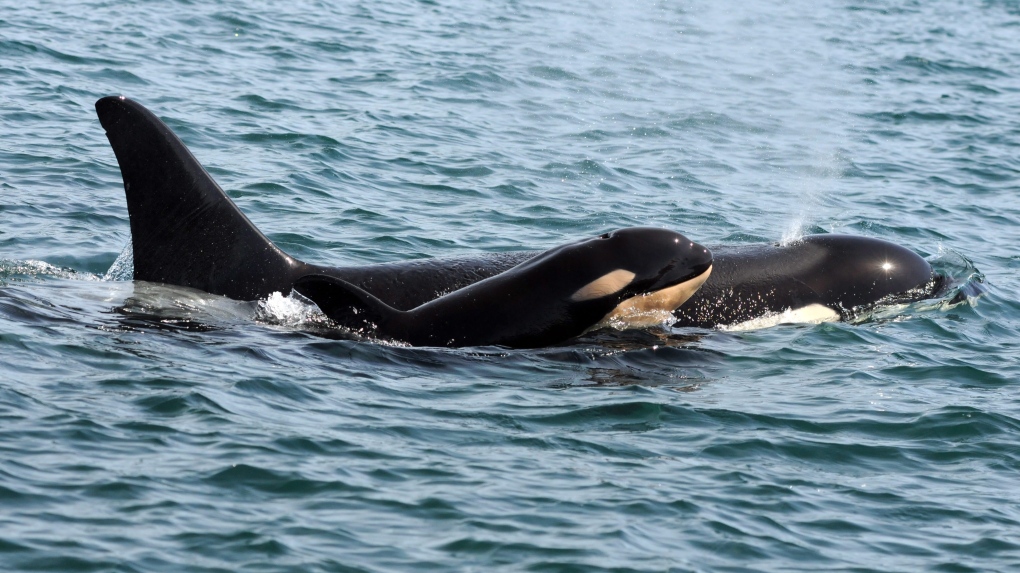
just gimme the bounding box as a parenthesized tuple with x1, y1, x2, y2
(721, 303, 840, 332)
(589, 265, 713, 332)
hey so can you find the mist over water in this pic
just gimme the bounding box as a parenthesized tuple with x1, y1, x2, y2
(1, 0, 1019, 571)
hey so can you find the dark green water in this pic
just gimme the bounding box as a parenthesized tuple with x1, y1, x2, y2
(1, 1, 1018, 571)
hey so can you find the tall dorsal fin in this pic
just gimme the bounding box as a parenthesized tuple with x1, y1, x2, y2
(96, 96, 305, 300)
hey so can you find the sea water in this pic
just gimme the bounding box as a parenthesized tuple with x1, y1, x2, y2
(1, 1, 1018, 571)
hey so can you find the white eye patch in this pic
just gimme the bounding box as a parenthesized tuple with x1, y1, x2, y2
(571, 269, 636, 301)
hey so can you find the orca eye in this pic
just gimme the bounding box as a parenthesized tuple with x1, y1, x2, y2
(599, 233, 611, 239)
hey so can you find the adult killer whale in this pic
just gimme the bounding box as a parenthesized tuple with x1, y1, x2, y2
(94, 95, 943, 342)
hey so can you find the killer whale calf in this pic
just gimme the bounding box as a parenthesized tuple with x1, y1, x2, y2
(294, 227, 712, 348)
(95, 96, 943, 344)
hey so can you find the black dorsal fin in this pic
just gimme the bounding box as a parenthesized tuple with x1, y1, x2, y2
(96, 96, 306, 300)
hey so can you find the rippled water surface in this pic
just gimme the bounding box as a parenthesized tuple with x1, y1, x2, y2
(2, 1, 1019, 571)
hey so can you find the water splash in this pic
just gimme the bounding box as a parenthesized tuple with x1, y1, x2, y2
(255, 291, 325, 326)
(0, 258, 100, 281)
(927, 247, 986, 308)
(779, 215, 806, 246)
(103, 243, 134, 281)
(779, 146, 848, 246)
(597, 309, 677, 332)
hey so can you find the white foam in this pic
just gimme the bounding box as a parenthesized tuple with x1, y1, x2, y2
(255, 291, 324, 326)
(1, 259, 100, 281)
